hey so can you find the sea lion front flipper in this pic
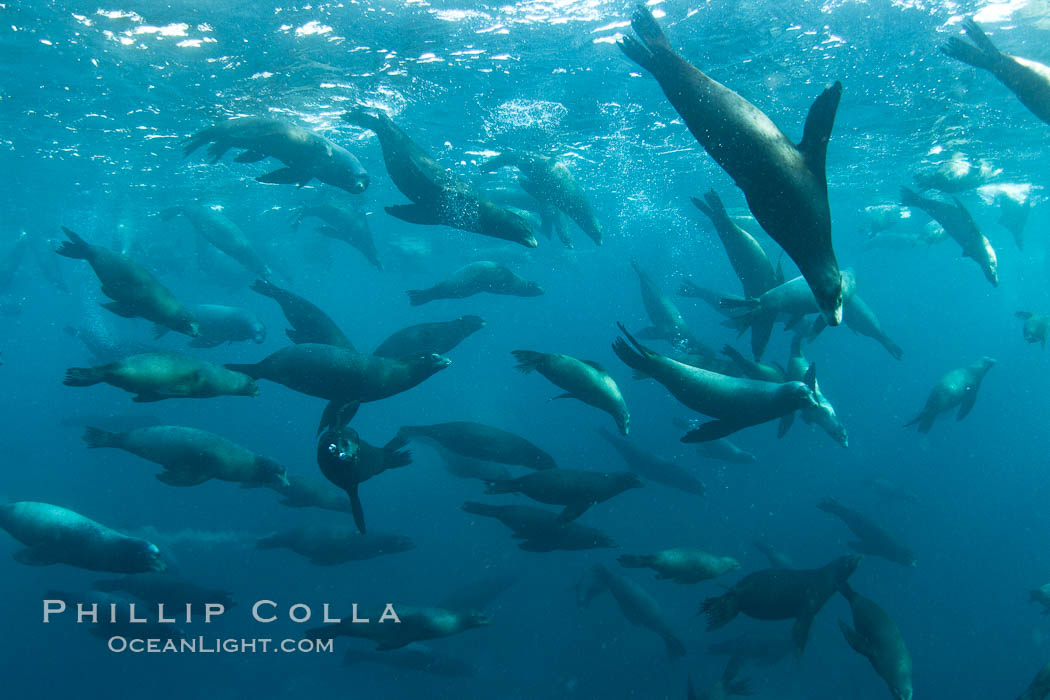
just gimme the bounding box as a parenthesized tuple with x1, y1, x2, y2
(791, 612, 816, 657)
(318, 400, 360, 435)
(13, 547, 58, 566)
(256, 167, 309, 185)
(558, 502, 590, 522)
(233, 150, 268, 164)
(797, 82, 843, 184)
(681, 421, 743, 443)
(385, 204, 441, 225)
(956, 389, 979, 421)
(838, 620, 874, 659)
(156, 468, 211, 487)
(778, 413, 796, 438)
(348, 486, 367, 534)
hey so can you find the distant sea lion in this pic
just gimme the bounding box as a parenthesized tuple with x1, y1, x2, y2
(1017, 659, 1050, 700)
(778, 335, 848, 447)
(596, 427, 705, 495)
(92, 572, 235, 610)
(838, 583, 913, 700)
(0, 231, 28, 295)
(82, 425, 287, 488)
(485, 468, 643, 521)
(752, 540, 794, 569)
(159, 205, 273, 279)
(373, 316, 485, 358)
(696, 438, 756, 465)
(46, 589, 184, 643)
(342, 644, 475, 678)
(398, 421, 556, 471)
(913, 153, 1000, 193)
(995, 187, 1032, 249)
(408, 261, 542, 306)
(293, 203, 381, 270)
(0, 501, 165, 573)
(630, 259, 702, 353)
(612, 324, 815, 442)
(941, 18, 1050, 126)
(582, 563, 686, 659)
(55, 228, 199, 337)
(64, 352, 258, 402)
(183, 116, 369, 193)
(484, 148, 602, 245)
(157, 304, 266, 348)
(818, 498, 916, 567)
(904, 356, 995, 432)
(1017, 312, 1050, 348)
(269, 473, 351, 513)
(900, 187, 998, 286)
(308, 605, 489, 651)
(342, 108, 536, 247)
(700, 554, 861, 656)
(687, 657, 752, 700)
(619, 547, 740, 584)
(511, 349, 630, 435)
(620, 6, 845, 324)
(250, 278, 355, 349)
(461, 501, 617, 552)
(256, 527, 414, 565)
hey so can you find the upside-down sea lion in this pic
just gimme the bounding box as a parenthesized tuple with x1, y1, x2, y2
(778, 335, 848, 447)
(512, 349, 630, 435)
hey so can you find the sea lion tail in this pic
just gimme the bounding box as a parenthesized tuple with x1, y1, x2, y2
(181, 127, 213, 157)
(54, 227, 91, 260)
(82, 427, 123, 448)
(941, 18, 1002, 71)
(511, 350, 545, 374)
(461, 501, 501, 518)
(341, 107, 384, 133)
(616, 554, 651, 569)
(903, 410, 934, 433)
(700, 593, 737, 631)
(63, 367, 104, 387)
(223, 362, 261, 379)
(382, 436, 412, 469)
(406, 288, 434, 306)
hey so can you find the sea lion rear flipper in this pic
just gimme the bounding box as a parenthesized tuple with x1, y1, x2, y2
(682, 421, 742, 443)
(558, 502, 590, 522)
(791, 612, 816, 658)
(797, 82, 843, 184)
(156, 468, 211, 487)
(777, 413, 796, 438)
(13, 547, 58, 566)
(956, 389, 979, 421)
(385, 204, 441, 225)
(318, 400, 360, 435)
(233, 150, 267, 164)
(837, 619, 874, 659)
(348, 486, 367, 534)
(257, 167, 310, 186)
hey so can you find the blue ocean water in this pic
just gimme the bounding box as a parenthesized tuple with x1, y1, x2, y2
(1, 1, 1049, 698)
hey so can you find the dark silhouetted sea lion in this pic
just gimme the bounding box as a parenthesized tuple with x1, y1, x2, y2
(619, 547, 739, 584)
(250, 278, 355, 349)
(485, 468, 643, 521)
(582, 563, 686, 659)
(55, 228, 199, 337)
(752, 540, 794, 569)
(82, 425, 287, 488)
(596, 427, 705, 495)
(461, 502, 616, 552)
(257, 527, 414, 565)
(630, 259, 702, 353)
(620, 6, 845, 324)
(159, 205, 272, 279)
(0, 501, 165, 573)
(818, 498, 916, 567)
(307, 605, 489, 650)
(398, 421, 555, 471)
(1017, 312, 1050, 349)
(700, 554, 861, 656)
(904, 356, 995, 432)
(408, 261, 542, 306)
(373, 316, 485, 358)
(293, 202, 381, 270)
(941, 18, 1050, 126)
(65, 352, 258, 402)
(512, 349, 630, 435)
(838, 583, 913, 700)
(900, 187, 998, 286)
(183, 116, 369, 193)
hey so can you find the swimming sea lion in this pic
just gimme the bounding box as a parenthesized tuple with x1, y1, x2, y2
(250, 278, 355, 349)
(620, 6, 845, 324)
(64, 352, 258, 402)
(913, 152, 1000, 193)
(485, 468, 643, 521)
(511, 349, 630, 435)
(307, 605, 489, 650)
(157, 304, 266, 348)
(256, 527, 414, 565)
(687, 657, 752, 700)
(612, 324, 816, 442)
(900, 187, 998, 286)
(92, 572, 235, 610)
(183, 116, 369, 193)
(630, 259, 703, 353)
(941, 18, 1050, 126)
(904, 356, 995, 433)
(996, 187, 1032, 249)
(596, 427, 706, 495)
(696, 438, 757, 465)
(1017, 312, 1049, 348)
(373, 316, 485, 358)
(398, 421, 556, 471)
(582, 563, 686, 659)
(700, 554, 861, 656)
(619, 547, 740, 584)
(268, 473, 352, 513)
(752, 540, 794, 569)
(483, 183, 574, 248)
(1017, 659, 1050, 700)
(778, 335, 848, 447)
(159, 205, 273, 279)
(293, 202, 381, 270)
(720, 345, 786, 383)
(818, 498, 916, 567)
(838, 583, 913, 700)
(342, 108, 536, 247)
(434, 445, 514, 483)
(461, 502, 617, 552)
(0, 231, 28, 295)
(82, 425, 287, 488)
(342, 644, 476, 678)
(408, 261, 543, 306)
(0, 501, 165, 573)
(55, 228, 199, 337)
(46, 590, 185, 643)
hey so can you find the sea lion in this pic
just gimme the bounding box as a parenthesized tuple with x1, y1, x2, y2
(342, 644, 475, 678)
(226, 343, 449, 404)
(1017, 312, 1050, 348)
(183, 116, 369, 193)
(696, 438, 756, 465)
(64, 352, 258, 402)
(398, 421, 556, 471)
(620, 6, 845, 324)
(941, 18, 1050, 126)
(838, 583, 913, 700)
(700, 554, 862, 656)
(1018, 659, 1050, 700)
(157, 304, 266, 348)
(582, 563, 686, 659)
(159, 205, 272, 279)
(752, 540, 794, 569)
(293, 203, 381, 270)
(484, 148, 602, 245)
(317, 424, 412, 533)
(807, 293, 903, 360)
(250, 278, 355, 349)
(373, 316, 485, 358)
(818, 498, 916, 567)
(994, 186, 1032, 249)
(1032, 584, 1050, 614)
(778, 335, 848, 447)
(865, 221, 948, 250)
(434, 445, 514, 483)
(408, 261, 543, 306)
(865, 476, 921, 506)
(860, 204, 907, 236)
(619, 547, 740, 584)
(511, 349, 630, 435)
(55, 228, 199, 337)
(596, 427, 706, 495)
(0, 501, 165, 573)
(46, 590, 185, 643)
(92, 572, 235, 610)
(709, 633, 793, 667)
(904, 356, 996, 432)
(82, 425, 287, 488)
(630, 259, 702, 353)
(256, 527, 414, 565)
(308, 605, 489, 650)
(687, 657, 752, 700)
(612, 324, 816, 442)
(342, 108, 536, 247)
(269, 473, 352, 513)
(484, 468, 643, 521)
(482, 183, 574, 248)
(461, 502, 617, 552)
(720, 345, 786, 383)
(913, 152, 1000, 193)
(900, 187, 998, 286)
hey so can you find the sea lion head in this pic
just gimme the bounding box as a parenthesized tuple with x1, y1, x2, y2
(782, 381, 819, 411)
(256, 456, 289, 487)
(813, 267, 846, 326)
(319, 426, 361, 468)
(479, 201, 538, 248)
(251, 321, 267, 344)
(122, 539, 167, 573)
(613, 472, 645, 492)
(174, 309, 201, 338)
(228, 373, 260, 397)
(324, 145, 370, 194)
(409, 353, 452, 379)
(458, 315, 486, 332)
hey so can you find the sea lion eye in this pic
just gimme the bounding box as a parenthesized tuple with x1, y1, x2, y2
(327, 443, 339, 455)
(147, 544, 160, 555)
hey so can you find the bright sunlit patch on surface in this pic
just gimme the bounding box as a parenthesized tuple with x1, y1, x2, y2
(134, 23, 188, 37)
(975, 0, 1030, 23)
(294, 20, 332, 37)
